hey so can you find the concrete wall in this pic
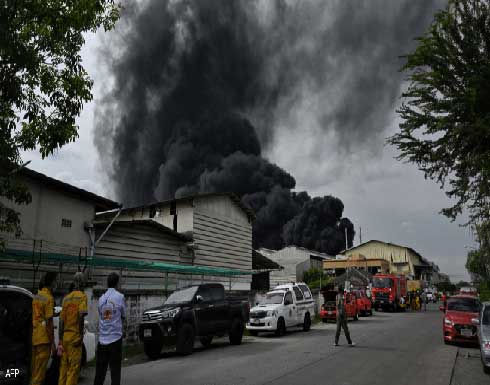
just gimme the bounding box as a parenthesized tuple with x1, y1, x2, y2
(0, 176, 95, 250)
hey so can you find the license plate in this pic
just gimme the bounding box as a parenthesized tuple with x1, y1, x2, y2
(461, 328, 473, 337)
(327, 311, 333, 315)
(144, 329, 152, 337)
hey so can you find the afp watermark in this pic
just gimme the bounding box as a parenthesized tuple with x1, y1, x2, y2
(1, 368, 20, 378)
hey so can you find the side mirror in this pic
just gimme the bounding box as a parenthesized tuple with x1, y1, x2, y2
(255, 302, 259, 306)
(471, 318, 480, 326)
(439, 306, 445, 312)
(195, 295, 204, 303)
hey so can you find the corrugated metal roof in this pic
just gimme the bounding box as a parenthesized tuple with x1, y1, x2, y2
(19, 168, 120, 212)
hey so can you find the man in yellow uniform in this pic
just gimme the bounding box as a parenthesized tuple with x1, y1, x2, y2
(58, 272, 88, 385)
(31, 272, 57, 385)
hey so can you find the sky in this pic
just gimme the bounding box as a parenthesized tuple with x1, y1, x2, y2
(22, 0, 476, 282)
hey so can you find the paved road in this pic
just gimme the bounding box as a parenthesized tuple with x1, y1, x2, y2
(81, 304, 489, 385)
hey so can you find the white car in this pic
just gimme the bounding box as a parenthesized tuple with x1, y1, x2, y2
(247, 282, 315, 337)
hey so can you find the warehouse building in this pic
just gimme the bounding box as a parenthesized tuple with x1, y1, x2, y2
(339, 240, 434, 281)
(258, 246, 334, 286)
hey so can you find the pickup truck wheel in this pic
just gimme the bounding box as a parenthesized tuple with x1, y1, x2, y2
(229, 318, 244, 345)
(176, 323, 195, 355)
(200, 336, 213, 348)
(144, 341, 163, 359)
(303, 313, 311, 331)
(275, 317, 286, 337)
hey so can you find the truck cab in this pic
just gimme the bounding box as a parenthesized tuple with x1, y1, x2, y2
(246, 282, 314, 337)
(354, 289, 373, 316)
(372, 274, 407, 312)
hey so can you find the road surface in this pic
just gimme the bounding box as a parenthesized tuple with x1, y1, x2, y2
(81, 304, 489, 385)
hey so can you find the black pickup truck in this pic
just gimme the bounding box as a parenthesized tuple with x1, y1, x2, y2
(138, 283, 249, 358)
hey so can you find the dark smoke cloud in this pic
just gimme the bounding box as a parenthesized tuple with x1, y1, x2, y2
(95, 0, 444, 254)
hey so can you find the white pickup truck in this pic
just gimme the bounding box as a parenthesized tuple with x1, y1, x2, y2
(246, 282, 315, 337)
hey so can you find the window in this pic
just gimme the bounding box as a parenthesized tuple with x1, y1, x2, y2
(264, 292, 285, 305)
(483, 306, 490, 325)
(164, 286, 198, 304)
(61, 218, 72, 228)
(196, 287, 212, 302)
(293, 287, 304, 301)
(149, 205, 156, 218)
(298, 284, 312, 299)
(284, 292, 293, 305)
(209, 286, 224, 301)
(447, 298, 480, 313)
(373, 277, 392, 288)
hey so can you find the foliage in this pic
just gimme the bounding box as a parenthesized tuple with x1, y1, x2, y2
(388, 0, 490, 224)
(465, 221, 490, 284)
(0, 0, 120, 244)
(455, 280, 472, 289)
(303, 268, 331, 289)
(434, 281, 456, 293)
(478, 281, 490, 301)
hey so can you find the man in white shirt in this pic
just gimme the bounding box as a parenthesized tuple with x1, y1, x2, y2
(93, 273, 126, 385)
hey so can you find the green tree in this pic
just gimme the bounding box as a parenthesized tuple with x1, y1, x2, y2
(465, 221, 490, 282)
(388, 0, 490, 224)
(303, 268, 331, 289)
(0, 1, 119, 245)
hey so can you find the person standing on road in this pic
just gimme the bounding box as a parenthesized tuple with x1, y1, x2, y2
(334, 285, 355, 347)
(58, 272, 88, 385)
(93, 273, 126, 385)
(31, 272, 57, 385)
(421, 292, 427, 312)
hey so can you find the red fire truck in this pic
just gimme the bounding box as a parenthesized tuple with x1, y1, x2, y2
(372, 274, 407, 312)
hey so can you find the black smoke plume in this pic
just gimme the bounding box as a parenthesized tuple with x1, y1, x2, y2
(95, 0, 444, 254)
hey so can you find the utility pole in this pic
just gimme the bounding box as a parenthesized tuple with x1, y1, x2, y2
(345, 227, 348, 250)
(359, 226, 362, 245)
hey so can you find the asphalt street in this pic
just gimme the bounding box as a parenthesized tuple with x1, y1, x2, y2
(80, 303, 489, 385)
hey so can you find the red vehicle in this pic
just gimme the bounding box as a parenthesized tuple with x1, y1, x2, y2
(459, 287, 478, 297)
(441, 295, 481, 344)
(371, 274, 407, 312)
(320, 290, 359, 322)
(354, 289, 373, 316)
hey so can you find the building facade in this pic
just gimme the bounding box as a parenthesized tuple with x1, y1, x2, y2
(0, 168, 120, 289)
(95, 193, 254, 291)
(340, 240, 434, 281)
(258, 246, 334, 286)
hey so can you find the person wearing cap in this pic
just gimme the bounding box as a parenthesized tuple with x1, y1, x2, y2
(334, 285, 355, 347)
(31, 272, 57, 385)
(57, 272, 88, 385)
(93, 272, 125, 385)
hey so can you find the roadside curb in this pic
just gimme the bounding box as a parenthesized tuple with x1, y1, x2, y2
(448, 348, 458, 385)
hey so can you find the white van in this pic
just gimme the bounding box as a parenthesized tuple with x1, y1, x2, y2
(246, 282, 315, 337)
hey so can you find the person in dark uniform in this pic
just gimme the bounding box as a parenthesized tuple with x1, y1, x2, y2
(334, 285, 355, 347)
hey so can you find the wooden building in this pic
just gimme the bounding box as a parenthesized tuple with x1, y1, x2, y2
(95, 193, 254, 291)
